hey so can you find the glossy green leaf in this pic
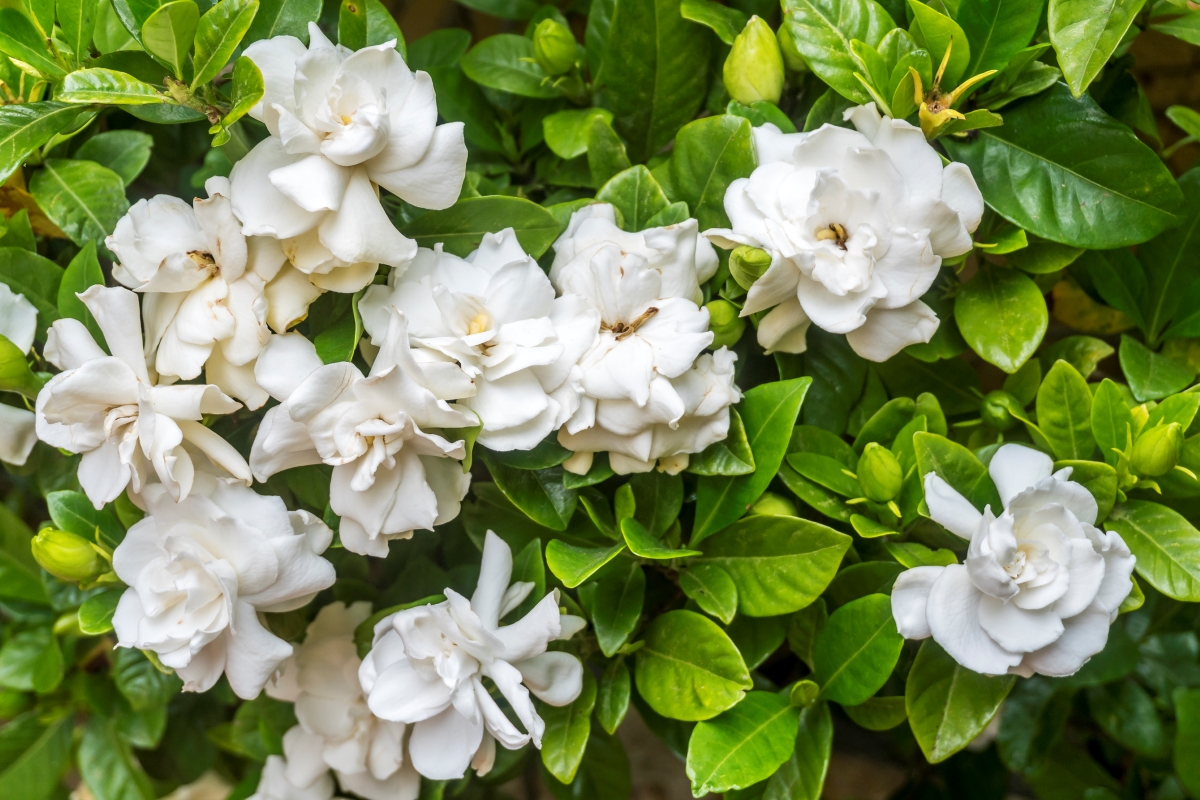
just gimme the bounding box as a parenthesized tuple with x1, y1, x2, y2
(914, 432, 1003, 512)
(0, 8, 66, 79)
(723, 614, 787, 671)
(635, 609, 752, 721)
(1037, 359, 1095, 460)
(782, 0, 895, 105)
(1106, 500, 1200, 601)
(47, 490, 125, 548)
(1118, 335, 1195, 402)
(905, 639, 1015, 763)
(141, 0, 200, 79)
(596, 165, 669, 232)
(668, 114, 757, 230)
(688, 408, 755, 476)
(401, 195, 563, 258)
(996, 676, 1073, 772)
(545, 540, 627, 588)
(1140, 168, 1200, 344)
(621, 517, 700, 559)
(59, 0, 100, 67)
(693, 377, 812, 544)
(763, 701, 833, 800)
(78, 718, 155, 800)
(0, 629, 63, 693)
(955, 264, 1047, 374)
(59, 68, 166, 105)
(543, 108, 614, 160)
(695, 514, 850, 617)
(907, 0, 969, 89)
(243, 0, 319, 44)
(956, 0, 1043, 76)
(0, 103, 85, 185)
(686, 692, 800, 796)
(813, 593, 903, 706)
(1091, 378, 1133, 467)
(1048, 0, 1145, 96)
(191, 0, 258, 88)
(541, 669, 597, 783)
(484, 458, 576, 530)
(58, 241, 106, 347)
(1038, 335, 1114, 380)
(587, 115, 631, 187)
(882, 540, 957, 568)
(1086, 678, 1167, 757)
(216, 55, 264, 133)
(843, 695, 907, 730)
(75, 130, 154, 186)
(461, 34, 559, 98)
(364, 0, 403, 51)
(29, 158, 129, 246)
(78, 589, 123, 634)
(597, 658, 631, 735)
(0, 713, 72, 800)
(680, 563, 738, 624)
(875, 351, 982, 416)
(680, 0, 746, 44)
(1055, 460, 1117, 521)
(582, 560, 644, 656)
(852, 396, 915, 452)
(943, 84, 1184, 250)
(0, 335, 45, 398)
(336, 0, 365, 50)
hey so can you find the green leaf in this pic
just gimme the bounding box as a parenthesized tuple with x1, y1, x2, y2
(30, 158, 129, 246)
(542, 725, 632, 800)
(695, 513, 850, 617)
(1177, 687, 1200, 798)
(668, 115, 757, 231)
(875, 351, 982, 416)
(679, 564, 738, 624)
(1151, 11, 1200, 46)
(1092, 378, 1133, 467)
(58, 242, 106, 347)
(686, 691, 800, 796)
(723, 614, 786, 671)
(545, 540, 627, 588)
(907, 0, 969, 89)
(635, 609, 752, 721)
(688, 408, 755, 476)
(336, 0, 365, 49)
(454, 0, 538, 20)
(1048, 0, 1145, 97)
(401, 195, 563, 258)
(1141, 169, 1200, 344)
(1038, 335, 1114, 380)
(1036, 359, 1095, 460)
(0, 8, 66, 79)
(364, 0, 402, 52)
(191, 0, 258, 88)
(605, 0, 713, 153)
(1119, 335, 1195, 402)
(59, 0, 100, 67)
(581, 560, 644, 656)
(78, 718, 155, 800)
(75, 131, 153, 187)
(943, 84, 1184, 250)
(0, 248, 62, 332)
(842, 695, 907, 730)
(112, 647, 180, 710)
(956, 0, 1043, 76)
(905, 639, 1015, 763)
(597, 658, 631, 735)
(620, 517, 700, 559)
(0, 630, 63, 693)
(782, 0, 895, 104)
(313, 290, 362, 364)
(914, 432, 1002, 512)
(1086, 678, 1168, 757)
(78, 588, 123, 634)
(596, 165, 669, 232)
(243, 0, 319, 45)
(587, 115, 632, 188)
(692, 377, 812, 544)
(461, 34, 559, 98)
(996, 676, 1073, 772)
(0, 713, 72, 800)
(630, 471, 683, 538)
(882, 541, 958, 567)
(407, 28, 471, 69)
(813, 593, 903, 706)
(955, 264, 1047, 374)
(1106, 500, 1200, 601)
(786, 452, 861, 497)
(0, 103, 85, 184)
(680, 0, 746, 44)
(853, 396, 915, 452)
(787, 599, 827, 671)
(47, 490, 125, 548)
(141, 0, 200, 79)
(543, 108, 614, 160)
(541, 669, 597, 783)
(763, 701, 833, 800)
(483, 458, 576, 531)
(0, 335, 46, 398)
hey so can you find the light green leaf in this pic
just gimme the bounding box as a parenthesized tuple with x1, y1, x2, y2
(635, 609, 752, 721)
(0, 713, 72, 800)
(596, 165, 669, 232)
(914, 431, 1003, 512)
(688, 408, 755, 476)
(0, 8, 66, 79)
(814, 594, 903, 706)
(1037, 359, 1095, 460)
(782, 0, 895, 104)
(1038, 335, 1114, 379)
(58, 68, 166, 104)
(1091, 378, 1133, 467)
(545, 540, 627, 588)
(686, 692, 800, 796)
(541, 669, 597, 784)
(461, 33, 560, 98)
(763, 701, 833, 800)
(1118, 335, 1195, 403)
(141, 0, 200, 79)
(218, 55, 264, 132)
(597, 658, 631, 735)
(29, 158, 129, 246)
(0, 103, 85, 184)
(365, 0, 403, 52)
(57, 241, 106, 348)
(907, 0, 969, 89)
(0, 248, 63, 331)
(191, 0, 259, 88)
(59, 0, 101, 67)
(0, 335, 46, 398)
(905, 639, 1015, 763)
(695, 514, 850, 617)
(336, 0, 365, 50)
(679, 564, 738, 624)
(1055, 460, 1117, 521)
(621, 518, 700, 560)
(1106, 500, 1200, 601)
(843, 695, 907, 730)
(78, 718, 155, 800)
(543, 107, 614, 159)
(0, 629, 63, 693)
(680, 0, 747, 44)
(75, 130, 154, 186)
(668, 114, 757, 230)
(1048, 0, 1145, 96)
(243, 0, 319, 45)
(882, 541, 957, 568)
(401, 195, 563, 258)
(955, 264, 1048, 374)
(79, 589, 123, 634)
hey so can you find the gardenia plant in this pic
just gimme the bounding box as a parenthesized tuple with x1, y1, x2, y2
(3, 2, 1200, 800)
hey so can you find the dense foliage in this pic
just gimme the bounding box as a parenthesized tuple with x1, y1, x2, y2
(0, 0, 1199, 799)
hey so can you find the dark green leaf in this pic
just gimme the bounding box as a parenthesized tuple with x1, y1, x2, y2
(1038, 335, 1114, 379)
(58, 241, 106, 347)
(581, 560, 644, 656)
(597, 658, 631, 735)
(722, 613, 787, 671)
(541, 669, 597, 783)
(0, 713, 71, 800)
(461, 34, 559, 98)
(401, 196, 563, 258)
(243, 0, 319, 44)
(957, 0, 1043, 76)
(763, 701, 832, 800)
(875, 351, 982, 416)
(668, 114, 756, 230)
(78, 718, 154, 800)
(1086, 678, 1167, 757)
(47, 490, 125, 548)
(842, 695, 907, 730)
(406, 28, 472, 69)
(75, 131, 153, 187)
(1177, 687, 1200, 797)
(1141, 169, 1200, 344)
(112, 647, 181, 710)
(0, 630, 62, 693)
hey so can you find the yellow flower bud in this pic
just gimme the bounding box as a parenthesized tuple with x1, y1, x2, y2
(31, 529, 105, 583)
(533, 19, 578, 77)
(706, 299, 746, 349)
(729, 245, 772, 290)
(723, 16, 785, 105)
(857, 443, 903, 502)
(1131, 422, 1184, 477)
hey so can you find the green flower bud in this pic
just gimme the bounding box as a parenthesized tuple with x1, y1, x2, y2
(789, 679, 819, 707)
(776, 24, 807, 73)
(1131, 422, 1184, 477)
(31, 529, 104, 583)
(750, 491, 797, 517)
(723, 16, 785, 105)
(729, 245, 772, 290)
(980, 390, 1024, 432)
(857, 443, 903, 502)
(533, 19, 577, 77)
(706, 299, 746, 349)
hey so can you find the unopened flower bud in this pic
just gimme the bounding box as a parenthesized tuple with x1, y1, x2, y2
(533, 19, 577, 77)
(777, 24, 807, 73)
(980, 390, 1023, 432)
(857, 443, 903, 502)
(789, 679, 819, 707)
(729, 245, 772, 290)
(750, 491, 797, 517)
(1131, 422, 1184, 477)
(706, 299, 745, 349)
(31, 529, 105, 583)
(723, 16, 785, 105)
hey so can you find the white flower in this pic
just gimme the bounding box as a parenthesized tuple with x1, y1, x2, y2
(0, 283, 40, 466)
(359, 531, 586, 781)
(249, 308, 473, 558)
(359, 229, 598, 452)
(705, 103, 984, 361)
(249, 754, 334, 800)
(548, 207, 740, 475)
(892, 444, 1136, 677)
(268, 602, 420, 800)
(230, 24, 467, 294)
(35, 286, 251, 508)
(112, 476, 336, 699)
(106, 177, 285, 410)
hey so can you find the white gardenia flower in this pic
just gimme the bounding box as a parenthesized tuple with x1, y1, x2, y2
(249, 308, 473, 558)
(705, 103, 984, 361)
(0, 283, 40, 466)
(106, 177, 285, 410)
(359, 531, 586, 781)
(112, 475, 336, 698)
(35, 285, 251, 509)
(359, 229, 598, 452)
(892, 444, 1136, 677)
(230, 24, 467, 294)
(249, 753, 334, 800)
(549, 206, 740, 475)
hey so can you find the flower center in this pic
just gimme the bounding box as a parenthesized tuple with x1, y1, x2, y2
(187, 250, 218, 275)
(604, 306, 659, 341)
(340, 114, 353, 126)
(467, 312, 492, 336)
(1003, 549, 1027, 578)
(815, 223, 848, 250)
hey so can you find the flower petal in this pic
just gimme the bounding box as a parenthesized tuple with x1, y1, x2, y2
(845, 300, 939, 362)
(989, 444, 1054, 508)
(891, 565, 943, 639)
(369, 122, 467, 211)
(926, 564, 1023, 675)
(923, 472, 983, 539)
(1017, 602, 1111, 677)
(409, 706, 483, 781)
